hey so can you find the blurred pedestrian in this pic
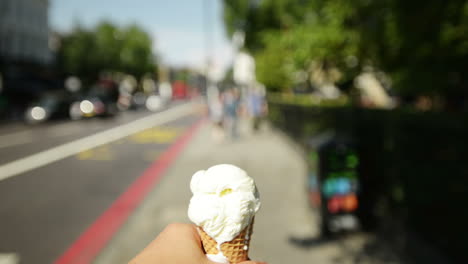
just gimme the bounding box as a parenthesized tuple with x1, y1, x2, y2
(248, 85, 268, 131)
(223, 88, 241, 139)
(129, 223, 266, 264)
(207, 85, 224, 142)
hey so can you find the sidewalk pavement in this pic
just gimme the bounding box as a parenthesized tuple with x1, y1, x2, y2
(94, 119, 401, 264)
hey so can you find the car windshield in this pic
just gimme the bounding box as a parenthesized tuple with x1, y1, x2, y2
(38, 95, 59, 108)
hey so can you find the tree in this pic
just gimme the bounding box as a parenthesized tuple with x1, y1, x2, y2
(356, 0, 468, 107)
(224, 0, 361, 92)
(223, 0, 468, 109)
(118, 25, 155, 77)
(57, 21, 157, 83)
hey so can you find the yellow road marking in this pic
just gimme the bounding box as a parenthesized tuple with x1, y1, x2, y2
(75, 127, 181, 161)
(129, 127, 181, 144)
(0, 102, 196, 181)
(76, 145, 114, 161)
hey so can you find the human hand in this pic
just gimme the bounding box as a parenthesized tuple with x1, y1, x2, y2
(129, 223, 266, 264)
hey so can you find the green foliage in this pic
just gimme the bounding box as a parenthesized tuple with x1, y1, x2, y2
(255, 34, 293, 91)
(57, 21, 156, 82)
(224, 0, 362, 92)
(223, 0, 468, 107)
(370, 0, 468, 101)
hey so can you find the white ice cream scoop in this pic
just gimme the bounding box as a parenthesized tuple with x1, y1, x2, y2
(188, 164, 261, 263)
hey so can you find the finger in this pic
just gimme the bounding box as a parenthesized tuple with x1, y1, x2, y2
(204, 259, 268, 264)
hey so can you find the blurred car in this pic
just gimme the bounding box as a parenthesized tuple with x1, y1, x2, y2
(24, 91, 74, 124)
(145, 94, 166, 112)
(70, 80, 119, 119)
(130, 91, 147, 110)
(172, 81, 189, 99)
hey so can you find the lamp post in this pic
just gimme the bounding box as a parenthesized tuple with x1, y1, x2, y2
(203, 0, 213, 93)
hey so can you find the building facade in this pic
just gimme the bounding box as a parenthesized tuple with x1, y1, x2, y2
(0, 0, 51, 65)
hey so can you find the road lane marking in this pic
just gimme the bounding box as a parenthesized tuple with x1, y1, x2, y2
(76, 145, 114, 161)
(129, 127, 181, 144)
(0, 102, 196, 182)
(53, 119, 204, 264)
(74, 126, 182, 161)
(0, 131, 33, 149)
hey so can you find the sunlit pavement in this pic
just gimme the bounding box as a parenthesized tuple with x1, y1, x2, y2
(94, 120, 403, 264)
(0, 102, 200, 264)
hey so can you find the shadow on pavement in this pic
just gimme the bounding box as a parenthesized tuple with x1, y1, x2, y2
(288, 235, 333, 248)
(289, 232, 406, 264)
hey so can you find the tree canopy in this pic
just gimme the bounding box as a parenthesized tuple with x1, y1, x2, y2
(224, 0, 468, 107)
(57, 21, 156, 83)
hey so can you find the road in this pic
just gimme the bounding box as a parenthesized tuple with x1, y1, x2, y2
(0, 102, 201, 264)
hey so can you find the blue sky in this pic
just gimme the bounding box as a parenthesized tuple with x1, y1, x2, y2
(49, 0, 234, 71)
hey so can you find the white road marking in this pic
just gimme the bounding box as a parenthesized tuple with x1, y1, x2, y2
(0, 253, 19, 264)
(0, 131, 33, 149)
(0, 102, 196, 182)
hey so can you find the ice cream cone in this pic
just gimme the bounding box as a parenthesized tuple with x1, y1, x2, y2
(199, 219, 254, 263)
(188, 165, 261, 263)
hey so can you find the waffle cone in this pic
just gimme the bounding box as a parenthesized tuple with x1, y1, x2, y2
(199, 219, 254, 263)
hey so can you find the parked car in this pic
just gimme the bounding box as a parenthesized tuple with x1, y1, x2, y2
(70, 80, 119, 119)
(24, 91, 75, 123)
